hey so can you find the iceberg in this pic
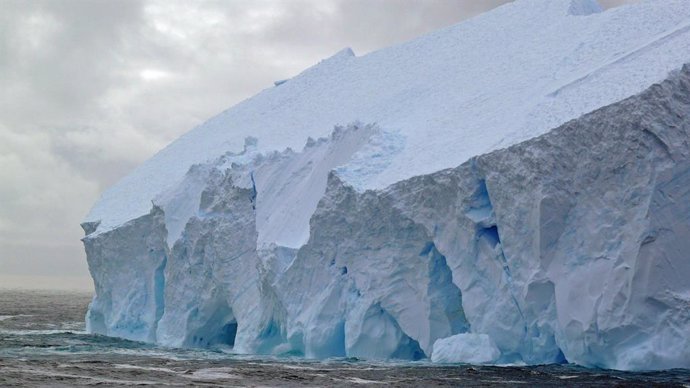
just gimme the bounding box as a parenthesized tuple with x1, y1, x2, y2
(82, 0, 690, 370)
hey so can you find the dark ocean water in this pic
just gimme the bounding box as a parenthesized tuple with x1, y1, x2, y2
(1, 290, 689, 387)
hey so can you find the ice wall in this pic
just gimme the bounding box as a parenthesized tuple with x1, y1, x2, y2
(84, 63, 690, 370)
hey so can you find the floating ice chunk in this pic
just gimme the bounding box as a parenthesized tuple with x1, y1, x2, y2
(431, 333, 501, 364)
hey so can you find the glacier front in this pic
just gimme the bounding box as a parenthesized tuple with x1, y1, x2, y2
(82, 0, 690, 371)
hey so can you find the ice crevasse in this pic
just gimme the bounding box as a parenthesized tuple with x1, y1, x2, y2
(82, 0, 690, 371)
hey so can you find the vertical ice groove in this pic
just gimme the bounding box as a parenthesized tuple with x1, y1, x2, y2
(249, 171, 257, 210)
(152, 254, 167, 338)
(425, 242, 470, 336)
(471, 176, 528, 348)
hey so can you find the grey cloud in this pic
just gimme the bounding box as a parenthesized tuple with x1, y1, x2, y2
(1, 1, 145, 127)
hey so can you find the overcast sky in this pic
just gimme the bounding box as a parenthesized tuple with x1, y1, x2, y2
(0, 0, 637, 291)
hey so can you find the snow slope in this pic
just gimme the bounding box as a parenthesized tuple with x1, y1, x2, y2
(83, 0, 690, 371)
(86, 0, 690, 248)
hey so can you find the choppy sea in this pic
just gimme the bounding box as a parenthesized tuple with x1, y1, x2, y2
(1, 290, 689, 387)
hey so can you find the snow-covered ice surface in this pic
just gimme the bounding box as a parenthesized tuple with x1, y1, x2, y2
(83, 0, 690, 371)
(85, 0, 690, 238)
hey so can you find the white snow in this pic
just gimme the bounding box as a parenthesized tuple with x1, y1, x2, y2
(85, 0, 690, 246)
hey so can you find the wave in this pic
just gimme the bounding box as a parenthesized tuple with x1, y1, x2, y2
(0, 329, 88, 336)
(0, 314, 32, 322)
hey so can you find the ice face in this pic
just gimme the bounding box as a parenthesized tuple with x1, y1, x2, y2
(83, 0, 690, 371)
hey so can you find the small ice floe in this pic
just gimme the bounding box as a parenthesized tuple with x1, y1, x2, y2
(344, 377, 385, 384)
(185, 367, 241, 380)
(113, 364, 179, 374)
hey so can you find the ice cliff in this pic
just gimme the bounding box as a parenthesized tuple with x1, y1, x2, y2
(82, 0, 690, 371)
